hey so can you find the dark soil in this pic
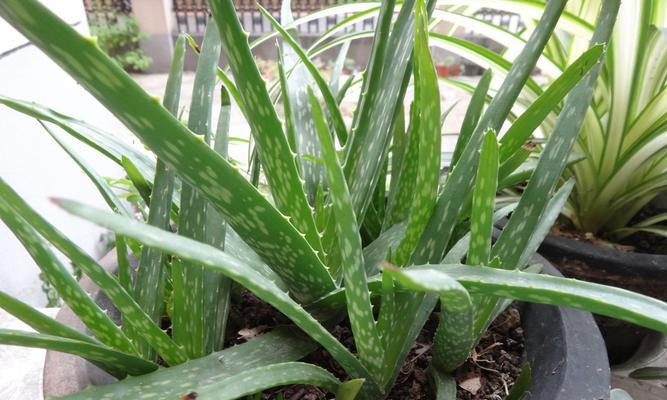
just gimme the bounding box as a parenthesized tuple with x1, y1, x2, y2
(550, 204, 667, 255)
(227, 291, 525, 399)
(549, 257, 664, 364)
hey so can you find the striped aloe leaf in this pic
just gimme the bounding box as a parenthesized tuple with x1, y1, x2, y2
(0, 180, 187, 365)
(208, 0, 324, 256)
(384, 265, 474, 373)
(55, 199, 383, 397)
(132, 34, 184, 359)
(174, 20, 222, 359)
(0, 330, 157, 378)
(55, 328, 316, 399)
(262, 3, 348, 146)
(307, 87, 382, 376)
(0, 0, 334, 304)
(0, 202, 134, 354)
(451, 69, 492, 168)
(467, 131, 499, 267)
(413, 0, 568, 265)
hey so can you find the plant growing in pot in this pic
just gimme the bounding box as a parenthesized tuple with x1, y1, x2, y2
(0, 0, 666, 399)
(429, 0, 667, 364)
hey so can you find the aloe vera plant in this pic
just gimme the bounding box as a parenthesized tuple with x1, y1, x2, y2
(1, 0, 667, 399)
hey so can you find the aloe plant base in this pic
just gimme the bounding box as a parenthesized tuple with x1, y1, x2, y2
(42, 255, 610, 399)
(539, 234, 667, 365)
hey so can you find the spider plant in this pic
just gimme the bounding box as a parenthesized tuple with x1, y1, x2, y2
(0, 0, 666, 399)
(428, 0, 667, 239)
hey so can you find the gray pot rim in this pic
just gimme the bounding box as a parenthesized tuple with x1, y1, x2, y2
(43, 253, 611, 399)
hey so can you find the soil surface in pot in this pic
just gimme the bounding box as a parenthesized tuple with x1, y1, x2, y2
(226, 291, 524, 399)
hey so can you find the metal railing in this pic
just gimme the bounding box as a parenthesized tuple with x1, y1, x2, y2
(83, 0, 133, 25)
(172, 0, 374, 36)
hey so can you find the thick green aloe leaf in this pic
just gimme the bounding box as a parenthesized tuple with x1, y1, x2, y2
(132, 34, 184, 359)
(629, 366, 667, 380)
(208, 0, 323, 257)
(279, 1, 324, 202)
(0, 201, 134, 354)
(187, 362, 342, 399)
(174, 20, 222, 359)
(263, 4, 348, 146)
(498, 44, 604, 162)
(492, 0, 621, 269)
(0, 291, 97, 345)
(506, 364, 531, 400)
(393, 0, 442, 265)
(413, 0, 568, 264)
(467, 131, 499, 266)
(55, 199, 382, 396)
(384, 103, 419, 230)
(344, 0, 423, 221)
(442, 203, 517, 264)
(0, 179, 187, 365)
(0, 329, 156, 378)
(406, 265, 667, 333)
(57, 328, 317, 399)
(384, 265, 473, 372)
(430, 368, 456, 400)
(120, 156, 151, 206)
(308, 87, 382, 375)
(0, 0, 335, 303)
(451, 69, 492, 168)
(204, 89, 233, 353)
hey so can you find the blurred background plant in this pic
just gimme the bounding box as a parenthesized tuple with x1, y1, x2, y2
(89, 9, 151, 72)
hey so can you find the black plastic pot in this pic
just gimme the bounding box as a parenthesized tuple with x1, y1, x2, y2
(43, 253, 610, 399)
(539, 233, 667, 364)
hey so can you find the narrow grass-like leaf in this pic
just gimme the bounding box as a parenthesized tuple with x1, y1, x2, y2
(0, 330, 157, 378)
(0, 291, 97, 344)
(0, 180, 187, 365)
(190, 362, 342, 399)
(330, 40, 351, 95)
(58, 328, 317, 399)
(308, 87, 382, 375)
(0, 200, 134, 354)
(498, 44, 604, 162)
(56, 199, 382, 396)
(263, 4, 348, 146)
(451, 69, 492, 168)
(131, 35, 184, 360)
(393, 0, 442, 265)
(209, 0, 323, 257)
(467, 131, 499, 266)
(0, 0, 335, 303)
(413, 0, 567, 264)
(406, 264, 667, 333)
(384, 265, 474, 372)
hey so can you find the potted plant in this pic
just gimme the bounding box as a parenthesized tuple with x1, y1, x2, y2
(0, 0, 665, 399)
(428, 0, 667, 365)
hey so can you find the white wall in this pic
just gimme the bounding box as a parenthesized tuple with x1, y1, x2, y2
(0, 1, 130, 306)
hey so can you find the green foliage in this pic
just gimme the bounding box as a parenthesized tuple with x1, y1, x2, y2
(0, 0, 666, 399)
(90, 14, 151, 72)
